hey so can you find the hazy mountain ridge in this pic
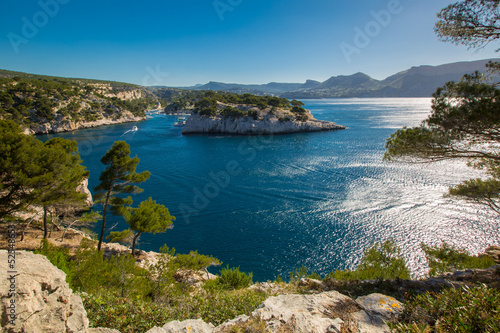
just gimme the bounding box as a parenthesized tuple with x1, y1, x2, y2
(183, 59, 499, 98)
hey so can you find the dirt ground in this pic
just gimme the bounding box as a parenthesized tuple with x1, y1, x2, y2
(1, 221, 158, 267)
(0, 221, 92, 254)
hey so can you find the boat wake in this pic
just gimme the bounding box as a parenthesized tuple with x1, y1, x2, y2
(121, 126, 138, 136)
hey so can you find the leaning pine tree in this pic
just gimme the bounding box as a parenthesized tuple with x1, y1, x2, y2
(385, 0, 500, 214)
(108, 197, 175, 256)
(94, 141, 150, 251)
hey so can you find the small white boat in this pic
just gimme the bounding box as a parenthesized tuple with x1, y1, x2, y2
(173, 117, 187, 127)
(132, 126, 138, 131)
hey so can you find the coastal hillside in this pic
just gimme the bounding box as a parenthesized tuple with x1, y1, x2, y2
(0, 70, 160, 134)
(179, 59, 499, 98)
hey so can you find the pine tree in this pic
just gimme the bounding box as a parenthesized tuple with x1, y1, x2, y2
(126, 197, 175, 256)
(385, 0, 500, 214)
(94, 141, 150, 251)
(31, 137, 90, 238)
(0, 120, 42, 220)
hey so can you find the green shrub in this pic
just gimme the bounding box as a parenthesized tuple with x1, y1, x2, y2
(34, 239, 71, 275)
(247, 110, 259, 120)
(215, 266, 253, 290)
(221, 106, 246, 118)
(289, 266, 321, 284)
(392, 285, 500, 333)
(325, 240, 410, 281)
(194, 289, 267, 326)
(67, 248, 150, 298)
(83, 283, 268, 332)
(295, 114, 309, 122)
(172, 250, 221, 270)
(291, 106, 306, 114)
(422, 241, 496, 277)
(199, 107, 217, 116)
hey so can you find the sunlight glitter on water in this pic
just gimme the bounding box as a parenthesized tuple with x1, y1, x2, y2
(41, 98, 500, 281)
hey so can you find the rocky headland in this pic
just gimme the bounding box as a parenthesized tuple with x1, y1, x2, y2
(182, 113, 345, 135)
(182, 102, 345, 135)
(28, 112, 145, 135)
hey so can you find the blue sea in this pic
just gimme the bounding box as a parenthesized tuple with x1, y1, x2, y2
(40, 98, 500, 281)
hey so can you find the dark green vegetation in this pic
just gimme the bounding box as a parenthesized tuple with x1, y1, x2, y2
(0, 70, 158, 128)
(383, 2, 500, 331)
(163, 90, 310, 122)
(435, 0, 500, 50)
(392, 285, 500, 333)
(109, 197, 175, 256)
(325, 240, 410, 281)
(0, 120, 89, 237)
(34, 239, 264, 333)
(385, 0, 500, 215)
(31, 236, 498, 333)
(93, 141, 151, 252)
(422, 241, 496, 277)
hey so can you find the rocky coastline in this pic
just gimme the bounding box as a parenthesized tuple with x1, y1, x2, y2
(182, 113, 346, 135)
(26, 113, 146, 135)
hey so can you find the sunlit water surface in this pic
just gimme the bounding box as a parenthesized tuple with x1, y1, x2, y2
(41, 98, 500, 281)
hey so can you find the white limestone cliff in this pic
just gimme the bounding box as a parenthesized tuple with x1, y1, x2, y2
(182, 114, 345, 135)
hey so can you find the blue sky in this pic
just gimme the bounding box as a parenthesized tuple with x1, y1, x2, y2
(0, 0, 498, 86)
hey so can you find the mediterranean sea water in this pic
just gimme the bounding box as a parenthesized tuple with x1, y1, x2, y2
(40, 98, 500, 281)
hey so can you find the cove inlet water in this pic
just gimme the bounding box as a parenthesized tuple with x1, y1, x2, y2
(39, 98, 500, 281)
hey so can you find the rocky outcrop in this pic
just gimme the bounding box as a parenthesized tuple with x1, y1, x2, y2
(484, 246, 500, 263)
(182, 114, 345, 135)
(0, 250, 89, 333)
(77, 178, 93, 207)
(28, 113, 145, 135)
(145, 291, 402, 333)
(173, 269, 217, 287)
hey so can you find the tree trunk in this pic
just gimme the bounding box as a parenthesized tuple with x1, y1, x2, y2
(97, 191, 111, 252)
(131, 231, 142, 257)
(43, 206, 48, 239)
(20, 218, 33, 242)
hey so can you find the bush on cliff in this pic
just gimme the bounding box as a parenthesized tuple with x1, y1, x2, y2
(205, 266, 253, 291)
(422, 241, 496, 277)
(325, 240, 410, 282)
(392, 285, 500, 333)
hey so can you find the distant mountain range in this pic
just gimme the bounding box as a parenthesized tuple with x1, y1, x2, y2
(180, 59, 499, 98)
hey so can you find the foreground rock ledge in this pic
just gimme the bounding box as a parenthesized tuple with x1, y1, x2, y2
(0, 250, 89, 333)
(147, 292, 402, 333)
(0, 250, 115, 333)
(182, 114, 346, 135)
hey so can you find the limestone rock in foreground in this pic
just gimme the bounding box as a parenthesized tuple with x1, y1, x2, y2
(146, 291, 403, 333)
(0, 250, 89, 333)
(182, 114, 345, 135)
(146, 319, 215, 333)
(88, 329, 121, 333)
(248, 291, 401, 333)
(484, 246, 500, 263)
